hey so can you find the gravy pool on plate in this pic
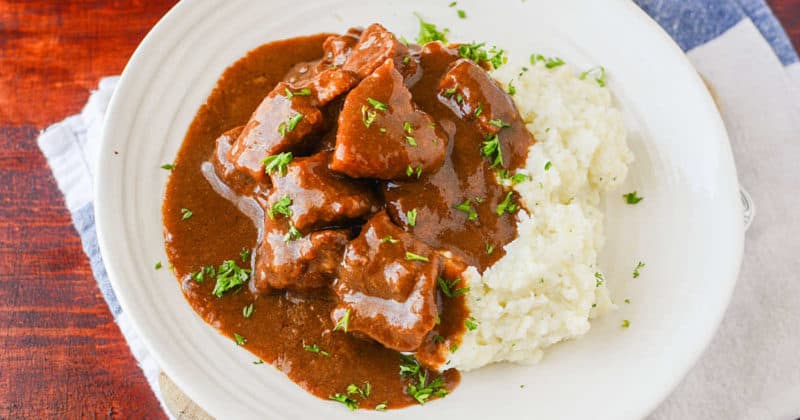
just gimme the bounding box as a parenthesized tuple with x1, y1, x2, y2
(162, 23, 532, 410)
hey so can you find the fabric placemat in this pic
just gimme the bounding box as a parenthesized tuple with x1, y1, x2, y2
(37, 1, 800, 418)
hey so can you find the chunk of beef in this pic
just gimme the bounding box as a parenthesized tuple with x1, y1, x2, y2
(229, 83, 325, 182)
(283, 59, 323, 85)
(342, 23, 417, 79)
(321, 28, 362, 68)
(331, 59, 447, 179)
(267, 151, 378, 231)
(332, 211, 441, 351)
(253, 218, 348, 292)
(301, 68, 359, 106)
(438, 58, 523, 136)
(212, 126, 260, 195)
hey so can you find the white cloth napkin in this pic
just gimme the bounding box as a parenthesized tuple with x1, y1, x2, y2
(37, 1, 800, 418)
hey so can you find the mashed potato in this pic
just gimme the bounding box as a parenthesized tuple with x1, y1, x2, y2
(446, 61, 633, 370)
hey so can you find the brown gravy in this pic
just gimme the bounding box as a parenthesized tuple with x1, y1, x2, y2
(163, 28, 530, 410)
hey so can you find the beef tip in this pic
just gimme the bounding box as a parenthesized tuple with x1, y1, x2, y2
(331, 59, 447, 179)
(438, 58, 525, 136)
(212, 126, 260, 195)
(320, 28, 362, 68)
(332, 211, 441, 352)
(228, 83, 325, 182)
(284, 59, 323, 85)
(266, 151, 378, 231)
(342, 23, 417, 79)
(252, 218, 348, 293)
(301, 68, 359, 106)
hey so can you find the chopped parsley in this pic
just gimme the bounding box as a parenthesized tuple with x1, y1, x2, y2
(180, 208, 193, 220)
(212, 260, 251, 297)
(438, 277, 469, 297)
(284, 87, 311, 99)
(495, 191, 518, 216)
(253, 359, 264, 365)
(480, 134, 503, 167)
(443, 87, 457, 98)
(233, 333, 247, 346)
(278, 113, 303, 136)
(624, 298, 631, 304)
(381, 235, 399, 244)
(154, 261, 162, 270)
(403, 121, 414, 134)
(432, 335, 445, 344)
(329, 393, 358, 411)
(367, 97, 388, 111)
(474, 103, 483, 117)
(530, 53, 565, 69)
(485, 242, 495, 254)
(405, 251, 430, 262)
(488, 118, 511, 128)
(361, 105, 377, 128)
(465, 317, 479, 331)
(283, 222, 302, 242)
(399, 354, 421, 377)
(594, 272, 604, 287)
(456, 93, 464, 104)
(261, 152, 293, 176)
(449, 1, 457, 6)
(507, 80, 516, 96)
(267, 195, 292, 219)
(405, 136, 417, 147)
(415, 13, 449, 45)
(502, 171, 531, 184)
(406, 165, 422, 178)
(458, 42, 507, 69)
(623, 191, 644, 204)
(160, 163, 175, 170)
(633, 261, 645, 278)
(375, 402, 388, 411)
(580, 66, 607, 87)
(192, 265, 215, 283)
(457, 9, 466, 18)
(449, 343, 459, 353)
(621, 319, 631, 328)
(303, 343, 330, 357)
(454, 199, 478, 221)
(544, 161, 552, 171)
(242, 303, 254, 318)
(406, 208, 418, 227)
(333, 309, 350, 333)
(239, 248, 250, 262)
(407, 371, 447, 404)
(403, 55, 411, 65)
(347, 382, 371, 399)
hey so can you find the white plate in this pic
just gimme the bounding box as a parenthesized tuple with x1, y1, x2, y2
(96, 0, 744, 418)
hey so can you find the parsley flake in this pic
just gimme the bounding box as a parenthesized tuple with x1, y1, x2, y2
(180, 208, 193, 220)
(594, 272, 604, 287)
(621, 319, 631, 328)
(375, 402, 388, 411)
(240, 248, 250, 262)
(530, 53, 565, 69)
(458, 42, 507, 69)
(405, 136, 417, 147)
(303, 343, 330, 357)
(361, 105, 377, 128)
(212, 260, 251, 297)
(580, 66, 607, 87)
(233, 333, 247, 346)
(406, 208, 418, 227)
(432, 335, 445, 344)
(633, 261, 645, 278)
(455, 199, 478, 221)
(160, 163, 175, 170)
(278, 113, 303, 136)
(261, 152, 293, 176)
(381, 235, 399, 244)
(443, 87, 457, 98)
(438, 277, 469, 297)
(253, 359, 264, 364)
(474, 103, 483, 117)
(623, 191, 644, 204)
(284, 87, 311, 99)
(485, 242, 495, 254)
(488, 118, 511, 128)
(366, 97, 388, 111)
(415, 13, 449, 44)
(457, 9, 466, 18)
(267, 195, 292, 219)
(481, 134, 503, 167)
(405, 251, 430, 262)
(334, 309, 351, 333)
(154, 261, 162, 270)
(495, 191, 518, 216)
(242, 303, 254, 318)
(329, 393, 358, 411)
(507, 80, 516, 95)
(544, 161, 552, 171)
(465, 317, 479, 331)
(283, 222, 302, 242)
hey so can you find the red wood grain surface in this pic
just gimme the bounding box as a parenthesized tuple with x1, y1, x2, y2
(0, 1, 797, 418)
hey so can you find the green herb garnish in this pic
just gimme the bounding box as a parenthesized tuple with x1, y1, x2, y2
(415, 13, 449, 44)
(633, 261, 645, 278)
(381, 235, 399, 244)
(438, 277, 469, 297)
(458, 42, 506, 69)
(278, 113, 303, 136)
(594, 272, 604, 287)
(495, 191, 518, 215)
(480, 134, 503, 167)
(242, 303, 254, 318)
(160, 163, 175, 170)
(361, 105, 377, 128)
(303, 343, 330, 357)
(544, 161, 552, 171)
(488, 118, 510, 128)
(284, 87, 311, 99)
(261, 152, 293, 176)
(212, 260, 251, 297)
(406, 208, 418, 227)
(283, 222, 302, 242)
(180, 208, 193, 220)
(233, 333, 247, 346)
(530, 53, 565, 69)
(465, 317, 479, 331)
(154, 262, 162, 270)
(329, 393, 359, 411)
(580, 66, 607, 87)
(621, 319, 630, 328)
(405, 136, 417, 147)
(623, 191, 643, 204)
(267, 195, 292, 219)
(334, 309, 351, 333)
(507, 80, 516, 96)
(454, 199, 478, 221)
(485, 243, 495, 254)
(240, 248, 250, 262)
(366, 97, 388, 111)
(375, 402, 388, 411)
(405, 251, 429, 262)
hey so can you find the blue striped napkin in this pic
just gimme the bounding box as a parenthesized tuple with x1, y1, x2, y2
(37, 1, 800, 418)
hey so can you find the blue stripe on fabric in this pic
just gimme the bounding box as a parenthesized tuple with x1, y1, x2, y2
(634, 0, 745, 52)
(736, 0, 799, 65)
(71, 203, 122, 316)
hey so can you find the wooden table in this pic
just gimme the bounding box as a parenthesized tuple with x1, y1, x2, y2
(1, 1, 798, 418)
